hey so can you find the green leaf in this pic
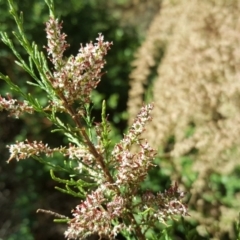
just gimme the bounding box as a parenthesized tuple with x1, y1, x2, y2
(44, 0, 55, 17)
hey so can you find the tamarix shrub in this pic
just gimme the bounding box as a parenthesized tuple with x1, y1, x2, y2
(0, 0, 188, 239)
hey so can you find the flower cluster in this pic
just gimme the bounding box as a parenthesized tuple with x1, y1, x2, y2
(45, 17, 69, 69)
(5, 104, 188, 238)
(112, 104, 156, 185)
(0, 95, 34, 118)
(45, 18, 113, 105)
(141, 182, 188, 224)
(6, 139, 101, 170)
(65, 186, 128, 240)
(7, 140, 55, 162)
(6, 139, 107, 182)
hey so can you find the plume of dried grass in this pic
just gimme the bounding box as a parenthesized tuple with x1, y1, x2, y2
(128, 0, 240, 238)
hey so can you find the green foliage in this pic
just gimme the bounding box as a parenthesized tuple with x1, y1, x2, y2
(235, 214, 240, 240)
(0, 0, 140, 239)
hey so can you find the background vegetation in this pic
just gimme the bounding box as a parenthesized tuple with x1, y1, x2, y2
(1, 0, 240, 239)
(128, 0, 240, 239)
